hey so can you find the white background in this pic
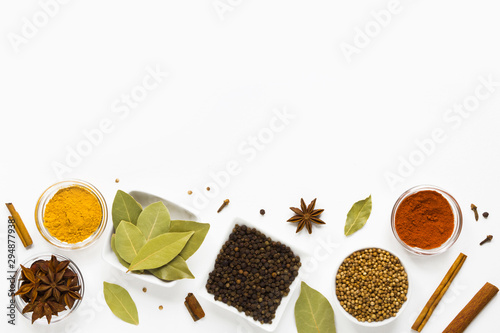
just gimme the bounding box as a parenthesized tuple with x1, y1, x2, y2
(1, 1, 500, 332)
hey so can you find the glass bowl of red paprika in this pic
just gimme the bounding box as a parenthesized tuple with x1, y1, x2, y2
(391, 185, 462, 256)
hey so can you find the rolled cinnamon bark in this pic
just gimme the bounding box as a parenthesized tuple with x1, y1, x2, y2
(442, 282, 498, 333)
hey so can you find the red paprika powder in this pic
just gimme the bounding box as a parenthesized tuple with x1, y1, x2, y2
(395, 190, 454, 249)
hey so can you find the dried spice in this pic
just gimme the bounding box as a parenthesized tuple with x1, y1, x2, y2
(287, 198, 325, 234)
(6, 203, 33, 248)
(443, 282, 498, 333)
(103, 282, 139, 325)
(111, 191, 210, 282)
(395, 191, 454, 249)
(471, 204, 479, 221)
(336, 248, 408, 322)
(127, 231, 194, 272)
(206, 224, 301, 324)
(295, 282, 336, 333)
(480, 235, 493, 246)
(184, 293, 205, 321)
(344, 195, 372, 236)
(260, 209, 265, 215)
(412, 253, 467, 332)
(15, 255, 82, 324)
(217, 199, 230, 213)
(483, 212, 489, 218)
(43, 186, 102, 243)
(187, 190, 193, 195)
(112, 190, 143, 230)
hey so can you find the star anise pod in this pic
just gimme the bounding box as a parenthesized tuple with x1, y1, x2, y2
(287, 198, 325, 234)
(63, 277, 82, 309)
(15, 265, 39, 301)
(28, 299, 67, 324)
(15, 255, 82, 324)
(38, 257, 71, 302)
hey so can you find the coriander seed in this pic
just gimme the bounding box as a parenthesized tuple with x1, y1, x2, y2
(335, 248, 408, 323)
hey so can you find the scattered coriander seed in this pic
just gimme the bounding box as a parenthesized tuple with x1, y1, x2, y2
(206, 224, 301, 324)
(206, 187, 211, 191)
(159, 305, 163, 310)
(260, 209, 266, 215)
(115, 178, 120, 183)
(483, 212, 489, 218)
(188, 190, 193, 195)
(335, 248, 408, 323)
(142, 287, 147, 293)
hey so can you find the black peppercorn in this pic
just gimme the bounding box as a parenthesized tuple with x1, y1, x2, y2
(206, 224, 300, 324)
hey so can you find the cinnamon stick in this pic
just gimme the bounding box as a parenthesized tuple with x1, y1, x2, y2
(6, 203, 33, 248)
(443, 282, 498, 333)
(184, 293, 205, 321)
(412, 253, 467, 332)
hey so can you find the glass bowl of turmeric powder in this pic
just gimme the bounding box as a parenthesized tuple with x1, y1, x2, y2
(35, 180, 108, 250)
(391, 185, 462, 256)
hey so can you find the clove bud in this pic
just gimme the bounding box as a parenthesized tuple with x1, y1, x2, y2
(480, 235, 493, 246)
(217, 199, 230, 213)
(471, 204, 479, 221)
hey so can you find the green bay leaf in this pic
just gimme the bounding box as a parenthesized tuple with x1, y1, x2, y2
(136, 201, 171, 241)
(115, 221, 146, 263)
(128, 231, 194, 271)
(295, 282, 336, 333)
(149, 255, 194, 281)
(112, 190, 143, 230)
(344, 195, 372, 236)
(169, 220, 210, 260)
(111, 234, 129, 268)
(103, 282, 139, 325)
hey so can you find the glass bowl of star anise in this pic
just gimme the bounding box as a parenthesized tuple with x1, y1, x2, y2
(14, 253, 84, 324)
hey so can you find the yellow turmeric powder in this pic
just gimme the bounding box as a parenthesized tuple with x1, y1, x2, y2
(44, 186, 102, 243)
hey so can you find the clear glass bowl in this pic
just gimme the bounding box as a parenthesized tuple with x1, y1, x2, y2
(35, 179, 108, 250)
(391, 185, 462, 256)
(333, 247, 410, 327)
(14, 253, 85, 324)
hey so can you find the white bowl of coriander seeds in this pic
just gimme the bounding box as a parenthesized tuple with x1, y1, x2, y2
(333, 247, 410, 327)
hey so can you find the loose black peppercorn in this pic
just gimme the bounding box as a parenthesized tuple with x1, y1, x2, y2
(206, 224, 301, 324)
(260, 209, 265, 215)
(483, 212, 489, 218)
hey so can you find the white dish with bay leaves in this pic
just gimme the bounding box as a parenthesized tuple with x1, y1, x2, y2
(102, 190, 208, 288)
(198, 217, 309, 332)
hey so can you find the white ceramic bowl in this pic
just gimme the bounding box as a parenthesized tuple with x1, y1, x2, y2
(198, 217, 308, 332)
(101, 191, 199, 288)
(332, 246, 410, 327)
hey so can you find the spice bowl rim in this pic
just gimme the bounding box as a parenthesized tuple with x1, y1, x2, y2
(332, 246, 411, 328)
(101, 190, 200, 288)
(35, 179, 108, 250)
(198, 217, 309, 332)
(14, 252, 85, 325)
(391, 184, 463, 256)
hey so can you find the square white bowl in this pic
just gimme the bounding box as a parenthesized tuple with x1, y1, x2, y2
(101, 190, 199, 288)
(198, 217, 308, 332)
